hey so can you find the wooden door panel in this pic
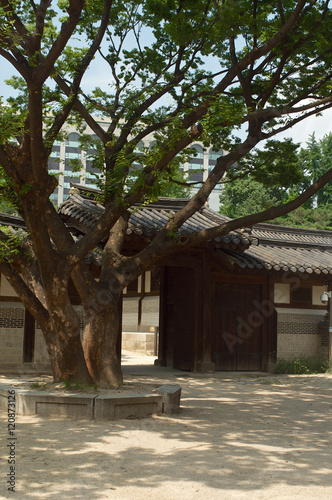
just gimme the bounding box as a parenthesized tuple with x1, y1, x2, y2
(214, 282, 263, 371)
(214, 283, 237, 370)
(164, 267, 195, 371)
(173, 267, 195, 370)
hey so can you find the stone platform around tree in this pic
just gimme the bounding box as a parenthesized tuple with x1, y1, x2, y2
(0, 381, 182, 420)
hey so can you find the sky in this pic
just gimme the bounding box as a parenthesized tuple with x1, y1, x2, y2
(82, 55, 332, 147)
(275, 108, 332, 147)
(1, 51, 331, 149)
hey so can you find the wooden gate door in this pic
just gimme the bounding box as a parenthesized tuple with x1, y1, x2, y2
(172, 266, 196, 371)
(213, 282, 263, 371)
(159, 266, 196, 371)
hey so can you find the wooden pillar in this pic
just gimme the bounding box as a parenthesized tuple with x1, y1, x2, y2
(196, 253, 215, 372)
(266, 278, 278, 371)
(329, 286, 332, 362)
(23, 309, 35, 363)
(117, 293, 123, 362)
(137, 273, 145, 327)
(154, 266, 167, 366)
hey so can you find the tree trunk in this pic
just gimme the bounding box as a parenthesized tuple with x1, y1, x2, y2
(36, 297, 93, 385)
(82, 295, 123, 388)
(45, 326, 93, 384)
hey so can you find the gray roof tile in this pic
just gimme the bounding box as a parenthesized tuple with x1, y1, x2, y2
(59, 193, 251, 250)
(2, 187, 332, 276)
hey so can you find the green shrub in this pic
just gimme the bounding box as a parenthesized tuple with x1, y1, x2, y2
(64, 379, 72, 390)
(30, 382, 40, 389)
(276, 357, 329, 375)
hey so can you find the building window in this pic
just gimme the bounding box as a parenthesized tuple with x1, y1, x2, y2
(50, 149, 60, 158)
(188, 144, 204, 171)
(66, 132, 80, 148)
(65, 152, 81, 159)
(290, 286, 312, 305)
(209, 148, 223, 161)
(134, 140, 144, 154)
(209, 148, 223, 171)
(126, 278, 138, 293)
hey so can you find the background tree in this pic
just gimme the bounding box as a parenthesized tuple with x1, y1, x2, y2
(219, 138, 302, 215)
(159, 171, 192, 198)
(1, 0, 332, 387)
(220, 133, 332, 229)
(298, 133, 332, 207)
(0, 169, 17, 214)
(220, 177, 284, 218)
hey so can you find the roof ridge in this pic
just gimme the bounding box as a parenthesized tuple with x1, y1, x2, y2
(70, 182, 332, 237)
(253, 221, 332, 237)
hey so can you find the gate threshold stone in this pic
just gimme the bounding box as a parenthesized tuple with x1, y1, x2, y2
(0, 382, 182, 420)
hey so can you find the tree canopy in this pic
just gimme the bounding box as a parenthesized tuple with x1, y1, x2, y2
(220, 133, 332, 229)
(0, 0, 332, 387)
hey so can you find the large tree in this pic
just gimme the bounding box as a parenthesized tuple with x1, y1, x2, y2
(1, 0, 332, 387)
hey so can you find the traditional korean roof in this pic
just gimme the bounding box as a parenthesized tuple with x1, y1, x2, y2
(218, 222, 332, 275)
(0, 212, 27, 230)
(59, 190, 251, 251)
(251, 221, 332, 248)
(1, 187, 332, 276)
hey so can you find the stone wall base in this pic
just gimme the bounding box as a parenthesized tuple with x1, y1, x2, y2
(122, 331, 158, 356)
(277, 333, 322, 360)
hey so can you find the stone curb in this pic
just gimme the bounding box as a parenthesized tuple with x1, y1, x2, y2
(0, 383, 181, 420)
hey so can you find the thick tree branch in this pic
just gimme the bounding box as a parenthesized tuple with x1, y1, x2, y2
(43, 200, 102, 308)
(123, 166, 332, 279)
(37, 0, 85, 84)
(31, 0, 51, 52)
(100, 213, 130, 283)
(0, 47, 30, 79)
(0, 262, 49, 327)
(185, 167, 332, 247)
(242, 95, 332, 123)
(262, 101, 332, 140)
(60, 126, 203, 267)
(229, 36, 252, 108)
(45, 0, 114, 146)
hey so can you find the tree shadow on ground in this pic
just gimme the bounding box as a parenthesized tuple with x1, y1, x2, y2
(0, 374, 331, 499)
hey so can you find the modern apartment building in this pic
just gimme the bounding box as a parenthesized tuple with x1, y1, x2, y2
(49, 120, 223, 210)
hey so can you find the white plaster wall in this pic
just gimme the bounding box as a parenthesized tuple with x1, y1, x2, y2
(0, 276, 18, 297)
(312, 285, 328, 306)
(274, 283, 290, 304)
(122, 297, 140, 326)
(0, 302, 24, 364)
(141, 296, 159, 327)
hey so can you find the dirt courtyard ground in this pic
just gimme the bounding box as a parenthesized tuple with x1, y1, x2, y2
(1, 354, 331, 500)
